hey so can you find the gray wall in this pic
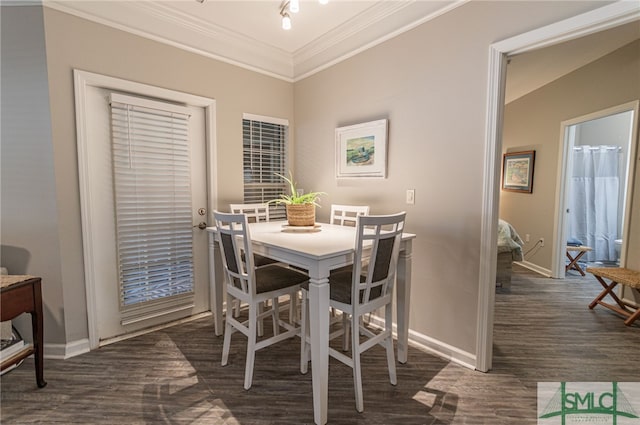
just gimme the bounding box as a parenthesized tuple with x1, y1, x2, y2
(1, 6, 64, 344)
(293, 1, 609, 355)
(501, 40, 640, 272)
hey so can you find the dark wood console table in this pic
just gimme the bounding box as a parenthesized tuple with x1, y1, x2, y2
(1, 275, 47, 387)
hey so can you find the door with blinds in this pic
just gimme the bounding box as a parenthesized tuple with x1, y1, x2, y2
(82, 86, 210, 344)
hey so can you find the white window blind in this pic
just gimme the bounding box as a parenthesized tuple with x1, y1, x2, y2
(110, 93, 194, 322)
(242, 114, 288, 220)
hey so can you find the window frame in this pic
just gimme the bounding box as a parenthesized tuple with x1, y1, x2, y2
(242, 113, 289, 219)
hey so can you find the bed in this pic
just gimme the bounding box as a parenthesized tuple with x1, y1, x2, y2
(496, 219, 524, 288)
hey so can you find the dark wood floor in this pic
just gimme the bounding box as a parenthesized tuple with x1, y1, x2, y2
(2, 266, 639, 424)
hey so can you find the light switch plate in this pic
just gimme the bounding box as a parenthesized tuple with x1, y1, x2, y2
(406, 189, 415, 205)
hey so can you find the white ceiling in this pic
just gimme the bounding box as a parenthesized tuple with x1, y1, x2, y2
(40, 0, 640, 98)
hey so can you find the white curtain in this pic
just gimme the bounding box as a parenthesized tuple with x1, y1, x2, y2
(567, 146, 621, 262)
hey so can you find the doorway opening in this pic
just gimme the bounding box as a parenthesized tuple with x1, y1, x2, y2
(476, 2, 640, 372)
(555, 102, 638, 279)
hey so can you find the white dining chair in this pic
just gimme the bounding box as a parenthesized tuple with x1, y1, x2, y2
(329, 204, 370, 328)
(229, 203, 279, 267)
(300, 212, 406, 412)
(230, 203, 270, 224)
(228, 203, 293, 326)
(214, 211, 308, 390)
(329, 204, 370, 227)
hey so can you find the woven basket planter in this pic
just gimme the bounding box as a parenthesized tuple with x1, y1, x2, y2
(286, 204, 316, 226)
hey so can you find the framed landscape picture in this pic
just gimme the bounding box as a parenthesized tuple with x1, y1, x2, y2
(335, 119, 388, 179)
(502, 150, 535, 193)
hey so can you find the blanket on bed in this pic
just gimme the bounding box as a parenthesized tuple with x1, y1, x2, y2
(498, 219, 524, 261)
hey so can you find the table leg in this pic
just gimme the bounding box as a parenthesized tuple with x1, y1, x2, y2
(396, 240, 413, 364)
(32, 279, 47, 388)
(209, 233, 225, 336)
(308, 277, 329, 425)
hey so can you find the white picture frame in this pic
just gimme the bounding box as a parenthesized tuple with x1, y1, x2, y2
(335, 119, 388, 179)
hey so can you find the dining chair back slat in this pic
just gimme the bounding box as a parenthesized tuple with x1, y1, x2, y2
(355, 214, 404, 306)
(215, 212, 255, 297)
(330, 204, 370, 227)
(230, 203, 270, 223)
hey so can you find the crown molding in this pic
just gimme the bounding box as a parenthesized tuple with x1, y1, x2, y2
(44, 0, 295, 81)
(294, 0, 468, 80)
(42, 0, 464, 82)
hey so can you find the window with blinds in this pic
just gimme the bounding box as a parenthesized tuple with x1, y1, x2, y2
(242, 114, 288, 220)
(110, 93, 195, 323)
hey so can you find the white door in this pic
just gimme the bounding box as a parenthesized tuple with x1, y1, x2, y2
(76, 75, 213, 346)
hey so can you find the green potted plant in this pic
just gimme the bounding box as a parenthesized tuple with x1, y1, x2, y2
(269, 171, 326, 226)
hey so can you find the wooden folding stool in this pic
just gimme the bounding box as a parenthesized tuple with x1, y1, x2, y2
(566, 245, 592, 276)
(586, 267, 640, 326)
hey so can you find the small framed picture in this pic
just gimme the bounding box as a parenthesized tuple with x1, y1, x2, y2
(502, 150, 535, 193)
(335, 119, 387, 179)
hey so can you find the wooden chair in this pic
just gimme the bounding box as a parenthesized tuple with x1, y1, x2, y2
(300, 212, 406, 412)
(330, 204, 370, 227)
(214, 211, 308, 390)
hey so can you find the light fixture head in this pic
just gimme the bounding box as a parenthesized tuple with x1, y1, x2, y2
(278, 0, 329, 30)
(282, 13, 292, 30)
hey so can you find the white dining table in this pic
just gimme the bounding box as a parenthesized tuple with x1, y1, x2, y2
(207, 221, 415, 425)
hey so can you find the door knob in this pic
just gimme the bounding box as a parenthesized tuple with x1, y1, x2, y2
(193, 222, 207, 230)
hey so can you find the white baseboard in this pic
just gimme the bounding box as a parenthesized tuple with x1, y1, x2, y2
(46, 311, 478, 371)
(44, 338, 90, 360)
(405, 328, 476, 370)
(515, 260, 551, 277)
(43, 312, 211, 360)
(367, 315, 476, 370)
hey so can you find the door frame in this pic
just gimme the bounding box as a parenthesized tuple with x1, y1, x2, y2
(552, 101, 639, 279)
(73, 69, 218, 349)
(476, 2, 640, 372)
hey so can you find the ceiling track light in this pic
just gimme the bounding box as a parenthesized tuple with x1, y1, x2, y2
(279, 0, 329, 30)
(290, 0, 299, 14)
(280, 1, 292, 30)
(282, 12, 292, 30)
